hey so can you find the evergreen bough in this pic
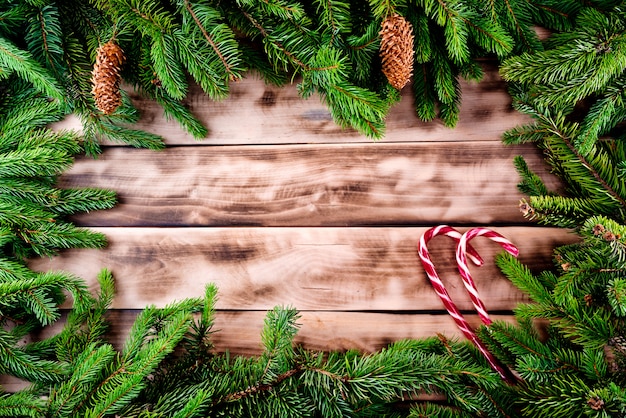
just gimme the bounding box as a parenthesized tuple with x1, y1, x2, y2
(0, 0, 578, 153)
(2, 1, 626, 417)
(0, 77, 117, 414)
(487, 1, 626, 415)
(502, 1, 626, 228)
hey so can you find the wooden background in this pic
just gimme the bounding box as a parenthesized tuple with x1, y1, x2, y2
(23, 62, 577, 367)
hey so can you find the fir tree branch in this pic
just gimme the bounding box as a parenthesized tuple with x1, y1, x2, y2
(501, 0, 527, 48)
(576, 80, 626, 153)
(487, 321, 569, 366)
(27, 4, 64, 77)
(83, 313, 193, 416)
(240, 9, 307, 70)
(560, 136, 626, 210)
(510, 93, 626, 221)
(181, 0, 238, 82)
(0, 36, 63, 100)
(314, 0, 352, 42)
(0, 329, 69, 383)
(217, 365, 303, 404)
(368, 0, 394, 19)
(47, 343, 117, 418)
(0, 392, 46, 418)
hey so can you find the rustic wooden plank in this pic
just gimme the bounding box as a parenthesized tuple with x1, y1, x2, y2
(0, 376, 27, 393)
(60, 142, 560, 227)
(103, 311, 520, 355)
(51, 63, 529, 145)
(13, 311, 520, 356)
(29, 226, 577, 312)
(0, 311, 519, 392)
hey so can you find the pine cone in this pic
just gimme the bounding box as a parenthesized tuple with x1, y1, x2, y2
(605, 336, 626, 373)
(92, 40, 125, 114)
(379, 14, 414, 90)
(587, 397, 605, 411)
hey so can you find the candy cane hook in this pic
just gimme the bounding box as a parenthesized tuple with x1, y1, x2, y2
(418, 225, 517, 383)
(417, 225, 487, 345)
(418, 225, 484, 268)
(421, 226, 492, 326)
(455, 227, 519, 326)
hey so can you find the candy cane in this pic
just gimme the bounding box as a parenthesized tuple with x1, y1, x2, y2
(418, 226, 482, 343)
(418, 225, 517, 383)
(455, 227, 519, 326)
(419, 225, 487, 328)
(418, 224, 484, 267)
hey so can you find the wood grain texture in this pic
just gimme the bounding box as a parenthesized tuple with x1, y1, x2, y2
(0, 311, 518, 392)
(51, 62, 529, 145)
(6, 57, 574, 395)
(29, 226, 577, 311)
(103, 311, 519, 355)
(11, 310, 519, 355)
(60, 142, 560, 227)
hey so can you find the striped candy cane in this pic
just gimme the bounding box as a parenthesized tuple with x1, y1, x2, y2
(455, 227, 519, 326)
(418, 224, 484, 268)
(418, 225, 490, 344)
(418, 225, 517, 383)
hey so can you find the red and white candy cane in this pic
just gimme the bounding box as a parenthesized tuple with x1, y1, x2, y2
(455, 227, 520, 327)
(418, 225, 490, 343)
(418, 225, 517, 383)
(418, 224, 484, 268)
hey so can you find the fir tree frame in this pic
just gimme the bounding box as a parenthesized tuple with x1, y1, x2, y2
(1, 1, 626, 417)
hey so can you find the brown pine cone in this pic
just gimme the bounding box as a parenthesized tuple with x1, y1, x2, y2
(92, 40, 125, 114)
(379, 14, 414, 90)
